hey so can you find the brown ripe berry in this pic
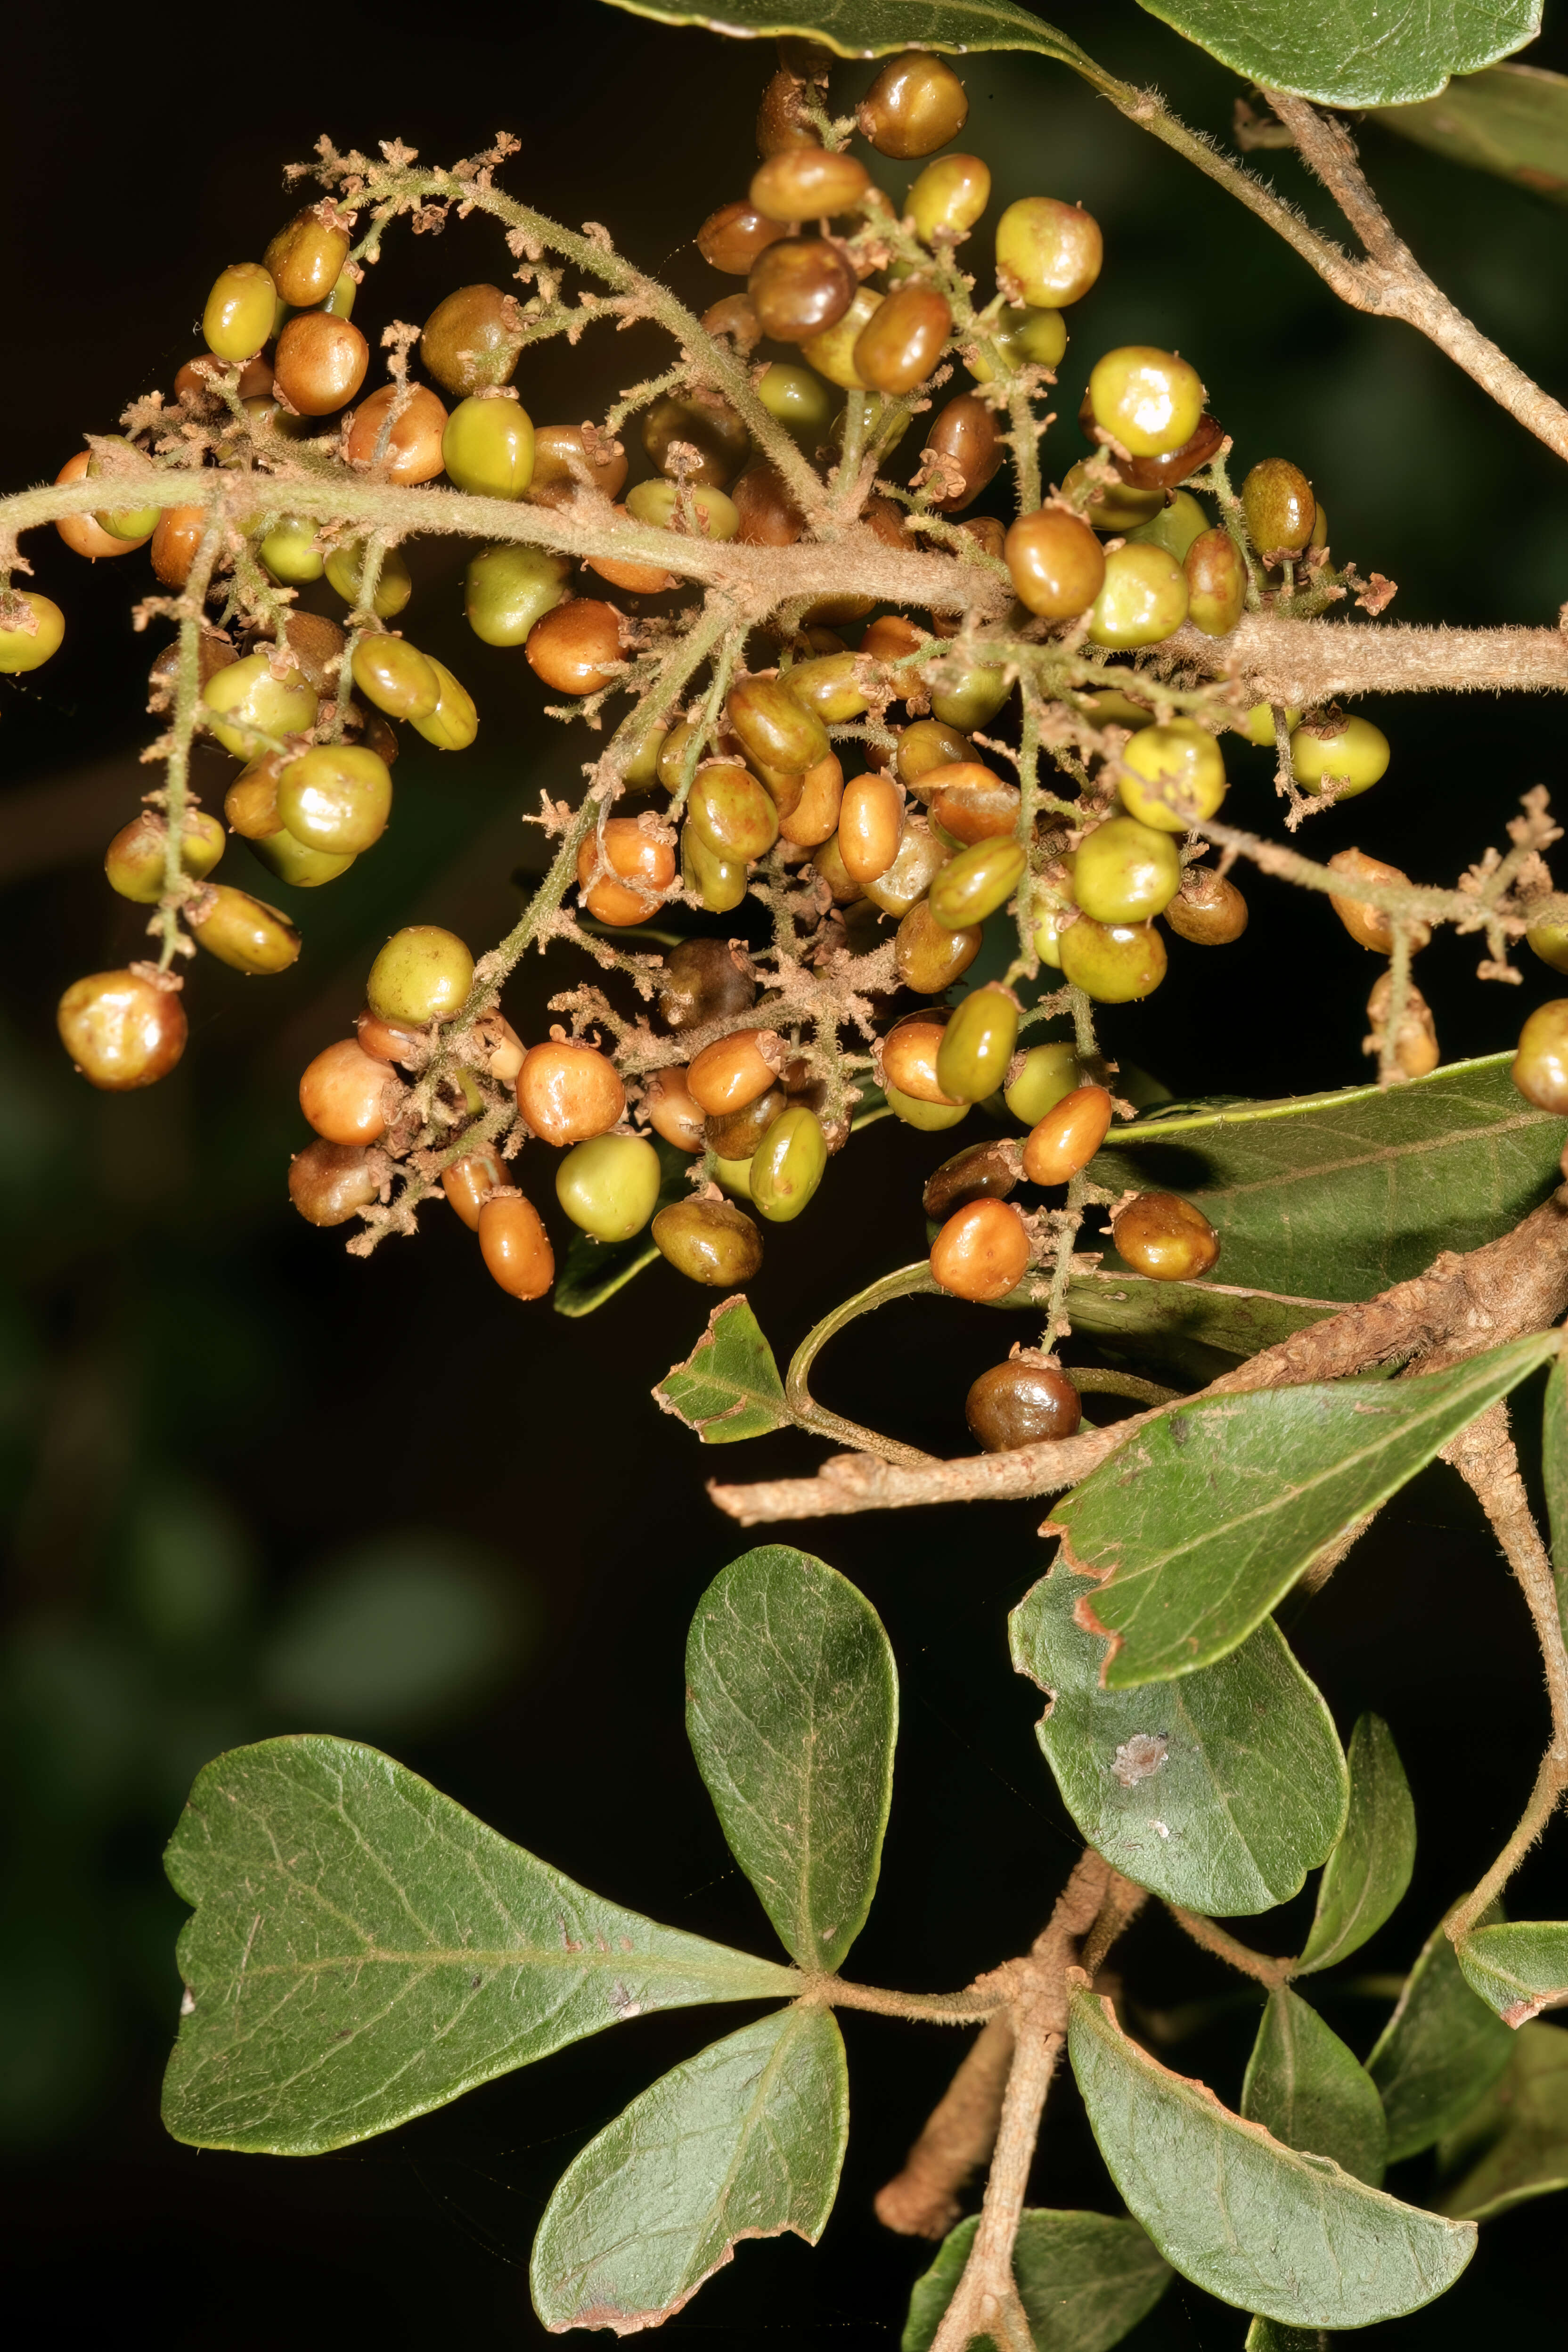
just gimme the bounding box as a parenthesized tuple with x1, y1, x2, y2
(777, 753, 845, 847)
(702, 292, 762, 349)
(699, 200, 790, 276)
(748, 237, 857, 343)
(526, 599, 624, 694)
(1165, 865, 1248, 946)
(861, 613, 927, 668)
(645, 1067, 708, 1153)
(1184, 527, 1246, 639)
(274, 313, 368, 416)
(756, 64, 818, 156)
(897, 718, 974, 791)
(838, 772, 905, 883)
(895, 897, 983, 992)
(576, 816, 676, 925)
(288, 1139, 382, 1227)
(57, 967, 187, 1090)
(225, 762, 284, 839)
(812, 833, 864, 905)
(1367, 969, 1440, 1080)
(1113, 1192, 1220, 1281)
(442, 1148, 505, 1230)
(529, 424, 629, 506)
(1005, 507, 1105, 621)
(923, 394, 1003, 513)
(344, 384, 449, 482)
(882, 1012, 960, 1105)
(479, 1191, 555, 1299)
(930, 1197, 1030, 1301)
(1022, 1084, 1113, 1184)
(299, 1037, 394, 1145)
(357, 1007, 429, 1067)
(56, 450, 148, 559)
(1327, 849, 1429, 954)
(1513, 1000, 1568, 1113)
(1111, 412, 1225, 494)
(652, 1196, 764, 1285)
(264, 206, 350, 307)
(657, 938, 757, 1033)
(706, 1082, 788, 1161)
(516, 1041, 626, 1145)
(923, 1139, 1021, 1221)
(687, 1028, 784, 1117)
(585, 510, 679, 596)
(148, 505, 208, 588)
(644, 391, 750, 489)
(853, 283, 952, 396)
(967, 1354, 1080, 1450)
(1241, 458, 1315, 557)
(420, 285, 519, 397)
(859, 50, 968, 158)
(732, 460, 806, 547)
(751, 146, 871, 223)
(929, 767, 1021, 844)
(174, 352, 273, 406)
(727, 675, 830, 774)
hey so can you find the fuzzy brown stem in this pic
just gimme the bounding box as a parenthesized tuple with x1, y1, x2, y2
(1167, 1903, 1295, 1989)
(874, 2013, 1017, 2241)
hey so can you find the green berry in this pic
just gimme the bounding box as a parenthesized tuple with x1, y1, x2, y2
(1058, 915, 1167, 1002)
(202, 651, 318, 757)
(441, 396, 535, 498)
(203, 262, 276, 364)
(276, 745, 392, 854)
(623, 479, 740, 539)
(756, 362, 837, 444)
(936, 985, 1019, 1103)
(995, 197, 1102, 308)
(366, 925, 474, 1024)
(682, 825, 749, 913)
(411, 659, 478, 751)
(555, 1135, 662, 1242)
(929, 660, 1010, 731)
(885, 1083, 970, 1131)
(325, 541, 413, 619)
(1004, 1041, 1081, 1126)
(1290, 716, 1389, 798)
(1119, 719, 1227, 833)
(189, 884, 301, 975)
(465, 544, 571, 646)
(1127, 490, 1209, 564)
(688, 764, 779, 860)
(1088, 345, 1204, 458)
(105, 809, 225, 902)
(258, 517, 325, 584)
(248, 831, 357, 888)
(1241, 458, 1315, 555)
(967, 302, 1065, 384)
(0, 591, 65, 674)
(751, 1106, 828, 1222)
(351, 636, 440, 721)
(651, 1197, 763, 1284)
(929, 837, 1025, 930)
(1086, 543, 1189, 649)
(1072, 815, 1182, 923)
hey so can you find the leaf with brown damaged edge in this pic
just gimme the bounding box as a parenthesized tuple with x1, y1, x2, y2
(653, 1296, 790, 1445)
(530, 2006, 847, 2336)
(1457, 1921, 1568, 2026)
(1048, 1331, 1560, 1690)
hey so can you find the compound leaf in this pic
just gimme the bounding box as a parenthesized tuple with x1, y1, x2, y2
(598, 0, 1097, 74)
(903, 2208, 1171, 2352)
(1090, 1054, 1564, 1304)
(1435, 2020, 1568, 2220)
(686, 1546, 896, 1971)
(530, 2006, 846, 2335)
(1367, 1908, 1515, 2160)
(1241, 1986, 1388, 2186)
(1377, 63, 1568, 202)
(162, 1736, 796, 2155)
(1135, 0, 1539, 109)
(653, 1296, 789, 1445)
(1297, 1713, 1416, 1975)
(1047, 1332, 1559, 1689)
(1011, 1570, 1346, 1917)
(1069, 1988, 1477, 2327)
(1457, 1921, 1568, 2026)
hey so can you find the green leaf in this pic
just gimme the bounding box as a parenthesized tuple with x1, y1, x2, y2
(1456, 1920, 1568, 2026)
(555, 1138, 690, 1317)
(1367, 1908, 1515, 2160)
(1241, 1986, 1388, 2186)
(903, 2208, 1171, 2352)
(162, 1736, 797, 2155)
(1245, 2324, 1327, 2352)
(686, 1546, 896, 1972)
(1010, 1570, 1347, 1917)
(1047, 1331, 1560, 1689)
(1135, 0, 1539, 108)
(530, 2006, 847, 2334)
(1068, 1987, 1477, 2327)
(1435, 2020, 1568, 2220)
(1063, 1268, 1344, 1371)
(1543, 1353, 1568, 1643)
(1297, 1713, 1416, 1975)
(1377, 64, 1568, 204)
(653, 1295, 790, 1445)
(1090, 1054, 1565, 1305)
(597, 0, 1097, 74)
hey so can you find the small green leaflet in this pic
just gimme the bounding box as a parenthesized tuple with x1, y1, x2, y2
(1245, 2325, 1327, 2352)
(1297, 1713, 1416, 1975)
(1457, 1921, 1568, 2027)
(556, 1138, 690, 1316)
(597, 0, 1098, 74)
(1135, 0, 1539, 108)
(1377, 63, 1568, 203)
(903, 2208, 1171, 2352)
(1010, 1570, 1347, 1917)
(1090, 1054, 1564, 1305)
(1241, 1987, 1388, 2187)
(653, 1296, 790, 1444)
(530, 2007, 847, 2335)
(162, 1737, 795, 2155)
(1543, 1353, 1568, 1643)
(686, 1547, 897, 1972)
(1069, 1988, 1477, 2327)
(1047, 1331, 1560, 1689)
(1436, 2021, 1568, 2221)
(1367, 1908, 1515, 2161)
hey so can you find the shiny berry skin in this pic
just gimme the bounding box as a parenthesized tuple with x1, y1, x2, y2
(479, 1192, 555, 1300)
(967, 302, 1067, 385)
(929, 767, 1020, 845)
(277, 745, 392, 855)
(750, 146, 871, 223)
(748, 237, 857, 343)
(1165, 866, 1248, 946)
(838, 772, 905, 883)
(202, 650, 318, 756)
(728, 677, 830, 775)
(699, 201, 789, 275)
(705, 1084, 788, 1162)
(801, 285, 882, 390)
(777, 752, 845, 847)
(148, 505, 207, 587)
(966, 1356, 1080, 1450)
(203, 262, 276, 363)
(1004, 1041, 1081, 1126)
(1119, 719, 1227, 833)
(687, 1029, 783, 1118)
(784, 653, 867, 724)
(812, 832, 864, 905)
(756, 362, 836, 444)
(1237, 702, 1302, 747)
(1112, 1192, 1220, 1281)
(1088, 346, 1204, 458)
(556, 1135, 662, 1241)
(1022, 1084, 1113, 1184)
(189, 885, 302, 976)
(1241, 458, 1315, 555)
(643, 391, 750, 488)
(442, 395, 535, 498)
(1111, 410, 1225, 495)
(1367, 969, 1440, 1079)
(922, 1140, 1020, 1223)
(528, 424, 629, 506)
(367, 926, 474, 1024)
(1061, 462, 1164, 534)
(288, 1140, 382, 1227)
(420, 285, 519, 396)
(996, 198, 1102, 308)
(909, 153, 991, 245)
(853, 283, 952, 395)
(937, 985, 1019, 1104)
(879, 1013, 957, 1106)
(923, 393, 1003, 512)
(257, 517, 326, 585)
(325, 540, 413, 618)
(411, 660, 478, 752)
(57, 968, 187, 1090)
(1127, 490, 1209, 564)
(859, 50, 969, 156)
(929, 837, 1025, 931)
(751, 1106, 828, 1222)
(1087, 543, 1189, 649)
(1527, 922, 1568, 976)
(106, 809, 224, 901)
(344, 384, 449, 482)
(1183, 528, 1246, 639)
(688, 764, 779, 862)
(300, 1037, 393, 1145)
(273, 312, 368, 415)
(1058, 916, 1167, 1003)
(466, 544, 571, 646)
(657, 939, 756, 1034)
(249, 831, 356, 891)
(0, 592, 65, 674)
(517, 1041, 626, 1145)
(526, 600, 624, 695)
(577, 817, 676, 925)
(895, 898, 983, 993)
(351, 636, 439, 722)
(930, 1197, 1030, 1301)
(54, 451, 144, 558)
(624, 479, 739, 539)
(1005, 507, 1104, 621)
(653, 1196, 764, 1285)
(1073, 816, 1182, 924)
(864, 818, 948, 917)
(264, 206, 350, 307)
(886, 1085, 970, 1132)
(1325, 849, 1427, 954)
(1290, 716, 1389, 798)
(929, 661, 1010, 733)
(1512, 1000, 1568, 1113)
(443, 1148, 505, 1229)
(645, 1068, 708, 1153)
(896, 719, 973, 789)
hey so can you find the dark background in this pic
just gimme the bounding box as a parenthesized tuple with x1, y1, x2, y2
(3, 0, 1567, 2342)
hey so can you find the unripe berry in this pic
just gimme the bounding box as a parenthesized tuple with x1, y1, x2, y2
(263, 207, 350, 307)
(1087, 543, 1189, 649)
(367, 926, 474, 1023)
(1241, 458, 1315, 556)
(1088, 346, 1204, 457)
(1290, 716, 1389, 799)
(996, 198, 1102, 308)
(1112, 1192, 1220, 1281)
(1512, 1000, 1568, 1113)
(0, 592, 65, 674)
(556, 1135, 663, 1241)
(105, 809, 225, 902)
(442, 395, 535, 498)
(277, 745, 392, 855)
(1058, 916, 1167, 1003)
(1005, 507, 1104, 621)
(653, 1197, 764, 1285)
(859, 51, 969, 157)
(203, 262, 276, 363)
(1119, 720, 1227, 833)
(420, 285, 520, 396)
